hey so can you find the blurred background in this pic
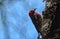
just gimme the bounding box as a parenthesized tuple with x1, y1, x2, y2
(0, 0, 45, 39)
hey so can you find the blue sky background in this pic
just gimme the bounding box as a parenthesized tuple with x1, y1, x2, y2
(0, 0, 45, 39)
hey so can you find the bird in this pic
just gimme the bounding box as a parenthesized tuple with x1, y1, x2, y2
(29, 9, 42, 39)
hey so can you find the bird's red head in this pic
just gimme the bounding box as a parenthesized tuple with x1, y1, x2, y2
(29, 9, 41, 18)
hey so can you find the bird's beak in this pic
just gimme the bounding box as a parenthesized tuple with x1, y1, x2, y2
(34, 8, 37, 11)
